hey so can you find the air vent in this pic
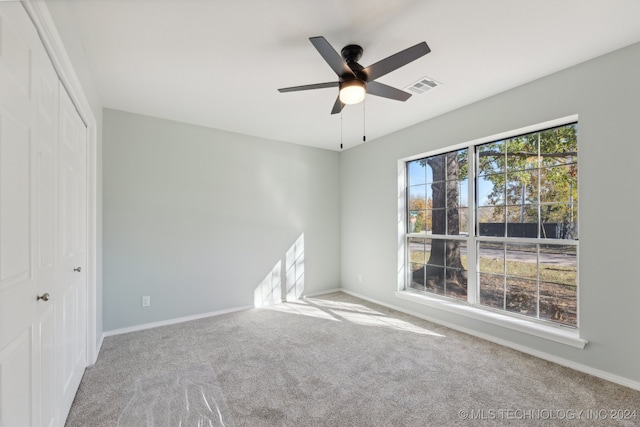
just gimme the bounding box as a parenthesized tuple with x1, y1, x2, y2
(405, 76, 442, 95)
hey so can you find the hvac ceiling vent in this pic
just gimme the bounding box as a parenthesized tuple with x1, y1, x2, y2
(405, 76, 442, 94)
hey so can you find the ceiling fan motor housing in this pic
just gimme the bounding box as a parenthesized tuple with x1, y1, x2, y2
(339, 45, 367, 87)
(341, 44, 363, 64)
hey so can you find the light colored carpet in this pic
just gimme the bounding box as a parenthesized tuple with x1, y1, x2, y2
(65, 292, 640, 426)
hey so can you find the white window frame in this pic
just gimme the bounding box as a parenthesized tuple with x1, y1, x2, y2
(396, 116, 586, 349)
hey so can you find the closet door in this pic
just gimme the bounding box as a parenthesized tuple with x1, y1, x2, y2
(0, 3, 88, 426)
(33, 31, 61, 427)
(58, 85, 87, 418)
(0, 3, 41, 426)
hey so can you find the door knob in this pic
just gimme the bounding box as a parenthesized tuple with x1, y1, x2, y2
(37, 293, 50, 302)
(74, 267, 82, 272)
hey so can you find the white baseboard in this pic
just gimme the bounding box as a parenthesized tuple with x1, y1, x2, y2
(103, 305, 254, 338)
(339, 289, 640, 392)
(93, 333, 104, 364)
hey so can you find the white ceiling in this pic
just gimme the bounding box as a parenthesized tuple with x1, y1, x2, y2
(67, 0, 640, 151)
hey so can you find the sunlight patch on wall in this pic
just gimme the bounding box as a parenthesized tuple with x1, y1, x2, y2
(285, 234, 304, 301)
(254, 233, 305, 308)
(253, 261, 282, 308)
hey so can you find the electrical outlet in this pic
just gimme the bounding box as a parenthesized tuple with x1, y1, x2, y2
(142, 296, 151, 307)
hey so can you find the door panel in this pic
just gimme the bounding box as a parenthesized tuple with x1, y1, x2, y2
(0, 5, 38, 426)
(0, 328, 33, 427)
(58, 85, 87, 417)
(33, 34, 60, 427)
(37, 305, 57, 427)
(0, 5, 32, 102)
(0, 111, 31, 287)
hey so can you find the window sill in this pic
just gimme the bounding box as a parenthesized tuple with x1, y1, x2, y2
(395, 290, 587, 349)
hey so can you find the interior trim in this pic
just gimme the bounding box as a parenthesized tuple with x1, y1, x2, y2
(103, 305, 254, 338)
(395, 290, 587, 349)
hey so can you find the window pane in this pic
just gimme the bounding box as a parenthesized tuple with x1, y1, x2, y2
(456, 207, 468, 236)
(408, 210, 426, 234)
(430, 208, 445, 234)
(506, 277, 537, 318)
(408, 184, 426, 204)
(426, 267, 445, 295)
(505, 243, 537, 279)
(506, 205, 538, 238)
(539, 281, 577, 326)
(477, 174, 504, 206)
(408, 184, 427, 234)
(477, 140, 505, 175)
(421, 239, 443, 294)
(539, 124, 578, 167)
(539, 165, 577, 204)
(506, 170, 538, 205)
(423, 239, 445, 295)
(426, 239, 444, 267)
(540, 204, 578, 239)
(426, 154, 445, 183)
(409, 238, 426, 264)
(478, 206, 505, 237)
(445, 240, 467, 300)
(479, 242, 504, 274)
(447, 240, 468, 271)
(409, 263, 425, 291)
(446, 207, 464, 235)
(479, 273, 504, 309)
(449, 149, 468, 184)
(431, 180, 446, 209)
(506, 133, 539, 172)
(407, 159, 426, 185)
(539, 244, 576, 285)
(458, 180, 468, 208)
(408, 238, 426, 291)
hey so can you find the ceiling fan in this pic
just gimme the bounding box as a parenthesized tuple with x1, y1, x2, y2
(278, 36, 431, 114)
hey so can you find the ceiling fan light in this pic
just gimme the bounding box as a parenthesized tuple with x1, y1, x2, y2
(339, 80, 366, 105)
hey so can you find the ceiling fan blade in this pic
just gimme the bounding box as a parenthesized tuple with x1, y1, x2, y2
(310, 36, 355, 78)
(331, 96, 345, 115)
(278, 82, 338, 93)
(366, 81, 412, 101)
(362, 42, 431, 81)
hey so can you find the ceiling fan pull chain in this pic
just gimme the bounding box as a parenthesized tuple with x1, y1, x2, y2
(363, 99, 366, 142)
(340, 110, 343, 150)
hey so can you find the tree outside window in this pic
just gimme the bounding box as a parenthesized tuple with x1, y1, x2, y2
(406, 123, 578, 326)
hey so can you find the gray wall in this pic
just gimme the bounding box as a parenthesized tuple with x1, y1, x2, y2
(340, 42, 640, 384)
(103, 109, 341, 331)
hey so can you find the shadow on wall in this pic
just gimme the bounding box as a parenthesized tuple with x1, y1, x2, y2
(254, 234, 304, 308)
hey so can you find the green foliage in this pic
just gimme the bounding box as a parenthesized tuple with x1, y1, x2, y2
(478, 123, 578, 225)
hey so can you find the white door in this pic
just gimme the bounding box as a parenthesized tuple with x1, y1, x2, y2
(33, 32, 62, 427)
(0, 4, 41, 425)
(58, 85, 87, 418)
(0, 3, 88, 426)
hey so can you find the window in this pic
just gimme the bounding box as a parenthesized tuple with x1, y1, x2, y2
(404, 122, 578, 327)
(407, 150, 469, 300)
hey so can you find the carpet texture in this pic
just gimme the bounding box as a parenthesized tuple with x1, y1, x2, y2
(65, 292, 639, 426)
